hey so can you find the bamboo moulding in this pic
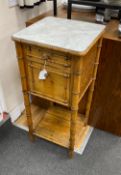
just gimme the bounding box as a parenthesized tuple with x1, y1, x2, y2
(85, 38, 103, 126)
(15, 42, 34, 141)
(69, 56, 82, 158)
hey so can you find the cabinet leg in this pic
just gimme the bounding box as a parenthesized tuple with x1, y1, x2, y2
(84, 83, 94, 126)
(24, 92, 34, 142)
(69, 110, 77, 158)
(85, 39, 102, 126)
(28, 131, 35, 142)
(15, 42, 34, 141)
(69, 57, 82, 158)
(69, 149, 74, 158)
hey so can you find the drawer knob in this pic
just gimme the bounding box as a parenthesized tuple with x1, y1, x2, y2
(64, 56, 70, 60)
(42, 54, 50, 60)
(64, 64, 70, 67)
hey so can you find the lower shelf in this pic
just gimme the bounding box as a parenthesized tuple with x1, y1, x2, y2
(15, 103, 91, 150)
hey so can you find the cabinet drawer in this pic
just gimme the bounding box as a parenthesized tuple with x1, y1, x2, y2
(26, 61, 71, 106)
(24, 44, 71, 67)
(26, 55, 71, 74)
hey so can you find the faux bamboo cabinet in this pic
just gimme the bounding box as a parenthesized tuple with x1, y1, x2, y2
(13, 17, 105, 157)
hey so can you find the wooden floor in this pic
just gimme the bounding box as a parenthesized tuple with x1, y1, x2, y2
(26, 6, 96, 26)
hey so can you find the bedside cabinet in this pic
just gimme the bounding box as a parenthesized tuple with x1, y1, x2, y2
(13, 17, 105, 157)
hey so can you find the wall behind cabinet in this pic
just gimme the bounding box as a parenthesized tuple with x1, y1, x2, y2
(0, 0, 60, 121)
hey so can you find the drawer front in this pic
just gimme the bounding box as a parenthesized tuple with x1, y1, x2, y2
(26, 55, 71, 74)
(26, 61, 71, 105)
(24, 44, 71, 67)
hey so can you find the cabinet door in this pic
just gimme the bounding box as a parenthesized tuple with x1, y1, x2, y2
(26, 61, 71, 106)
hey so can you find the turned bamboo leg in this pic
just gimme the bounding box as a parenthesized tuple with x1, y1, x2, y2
(15, 42, 34, 141)
(69, 109, 78, 158)
(85, 38, 103, 126)
(23, 92, 34, 141)
(69, 58, 82, 158)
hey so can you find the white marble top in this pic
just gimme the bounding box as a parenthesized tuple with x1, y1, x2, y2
(12, 17, 105, 55)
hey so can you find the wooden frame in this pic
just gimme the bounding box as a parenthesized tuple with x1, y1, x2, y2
(14, 35, 103, 157)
